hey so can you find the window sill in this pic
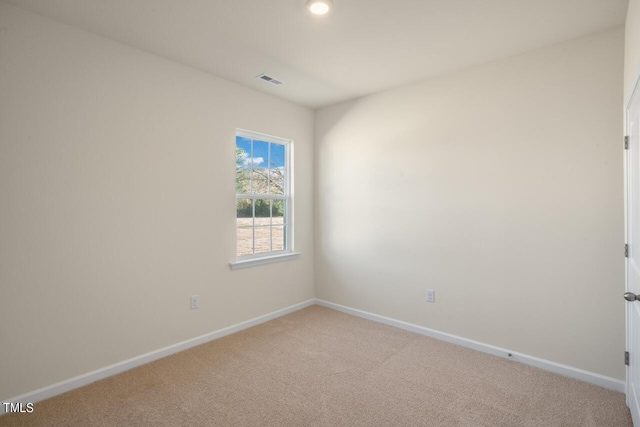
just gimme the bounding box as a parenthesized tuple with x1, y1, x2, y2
(229, 252, 301, 270)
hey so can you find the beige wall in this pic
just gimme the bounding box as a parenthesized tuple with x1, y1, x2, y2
(315, 28, 625, 379)
(0, 3, 314, 400)
(626, 0, 640, 102)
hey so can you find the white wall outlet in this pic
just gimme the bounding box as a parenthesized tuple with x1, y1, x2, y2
(426, 289, 435, 303)
(190, 295, 200, 310)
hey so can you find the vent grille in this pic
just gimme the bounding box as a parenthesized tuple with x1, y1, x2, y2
(257, 73, 284, 86)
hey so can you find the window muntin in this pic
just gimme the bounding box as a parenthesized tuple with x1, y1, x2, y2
(235, 130, 291, 259)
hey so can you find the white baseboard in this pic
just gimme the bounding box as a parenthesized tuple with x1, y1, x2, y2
(1, 299, 315, 412)
(314, 299, 626, 393)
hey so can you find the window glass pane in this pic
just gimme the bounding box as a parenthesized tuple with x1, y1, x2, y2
(236, 136, 252, 153)
(270, 143, 285, 195)
(254, 226, 272, 254)
(236, 198, 253, 224)
(235, 138, 251, 193)
(236, 227, 254, 257)
(254, 199, 271, 225)
(251, 140, 269, 194)
(272, 226, 285, 251)
(236, 165, 250, 193)
(272, 199, 284, 225)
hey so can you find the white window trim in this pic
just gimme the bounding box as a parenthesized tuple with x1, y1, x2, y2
(231, 129, 296, 269)
(229, 252, 301, 270)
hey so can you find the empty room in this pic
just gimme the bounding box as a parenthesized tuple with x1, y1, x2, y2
(2, 0, 640, 425)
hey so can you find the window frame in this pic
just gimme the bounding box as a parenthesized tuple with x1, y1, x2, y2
(230, 129, 299, 269)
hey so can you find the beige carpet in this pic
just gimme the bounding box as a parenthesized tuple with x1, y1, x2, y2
(0, 305, 632, 426)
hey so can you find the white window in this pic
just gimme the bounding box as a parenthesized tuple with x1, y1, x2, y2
(232, 129, 297, 268)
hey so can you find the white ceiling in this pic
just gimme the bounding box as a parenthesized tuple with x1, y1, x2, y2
(4, 0, 629, 108)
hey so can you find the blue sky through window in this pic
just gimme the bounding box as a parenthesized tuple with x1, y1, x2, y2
(236, 136, 285, 169)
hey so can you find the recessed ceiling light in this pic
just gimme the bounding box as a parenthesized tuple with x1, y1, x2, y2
(306, 0, 333, 15)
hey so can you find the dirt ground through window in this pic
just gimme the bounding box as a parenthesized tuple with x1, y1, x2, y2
(237, 217, 284, 256)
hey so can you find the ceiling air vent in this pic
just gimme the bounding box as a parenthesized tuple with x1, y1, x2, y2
(257, 73, 284, 86)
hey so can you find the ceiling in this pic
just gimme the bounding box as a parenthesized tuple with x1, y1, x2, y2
(4, 0, 629, 108)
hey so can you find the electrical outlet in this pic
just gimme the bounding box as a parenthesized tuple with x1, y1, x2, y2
(426, 289, 435, 303)
(190, 295, 200, 310)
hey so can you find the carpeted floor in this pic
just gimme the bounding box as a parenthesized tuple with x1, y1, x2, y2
(0, 305, 633, 426)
